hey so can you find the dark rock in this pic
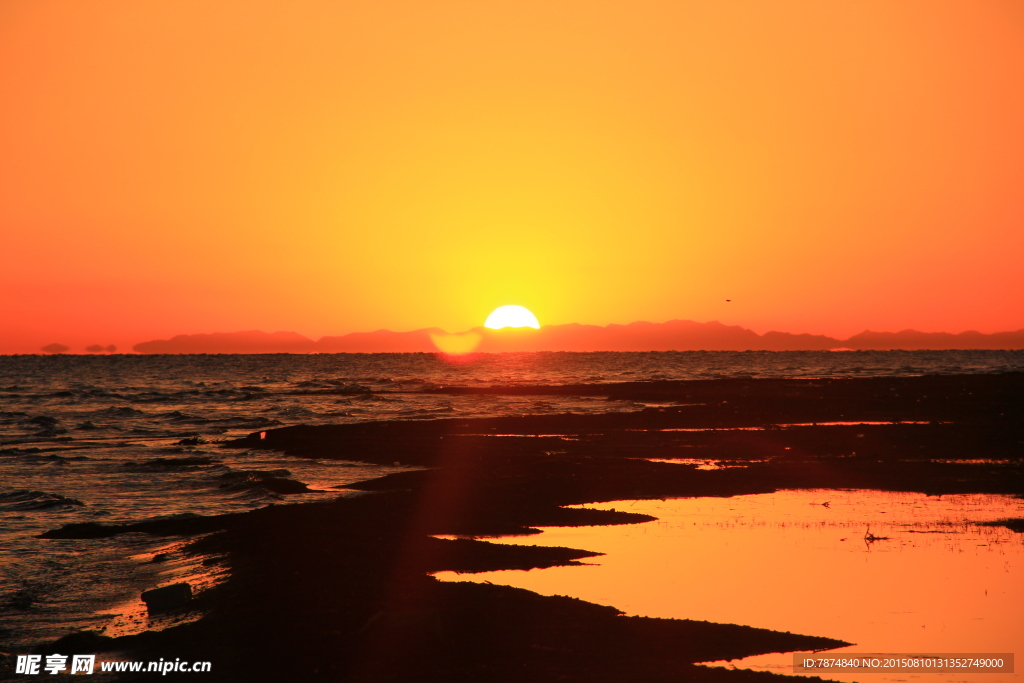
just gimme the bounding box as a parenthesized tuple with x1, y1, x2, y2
(34, 630, 115, 655)
(141, 583, 192, 613)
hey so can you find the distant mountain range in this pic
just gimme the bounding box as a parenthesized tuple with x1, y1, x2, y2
(131, 320, 1024, 353)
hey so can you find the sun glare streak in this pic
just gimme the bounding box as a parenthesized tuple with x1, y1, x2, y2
(484, 306, 540, 329)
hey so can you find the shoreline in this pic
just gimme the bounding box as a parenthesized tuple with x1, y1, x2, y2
(15, 373, 1024, 681)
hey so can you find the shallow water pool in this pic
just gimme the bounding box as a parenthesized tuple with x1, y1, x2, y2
(435, 489, 1024, 683)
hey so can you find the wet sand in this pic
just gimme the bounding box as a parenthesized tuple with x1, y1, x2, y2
(23, 373, 1024, 681)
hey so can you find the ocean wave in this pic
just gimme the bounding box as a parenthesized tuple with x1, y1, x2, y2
(0, 447, 42, 456)
(0, 489, 86, 511)
(98, 406, 146, 417)
(125, 456, 222, 470)
(207, 416, 283, 428)
(161, 411, 206, 422)
(34, 427, 69, 437)
(217, 469, 311, 494)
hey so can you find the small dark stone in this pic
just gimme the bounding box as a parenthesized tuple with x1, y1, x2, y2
(141, 582, 192, 613)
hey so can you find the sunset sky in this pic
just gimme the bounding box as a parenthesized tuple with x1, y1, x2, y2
(2, 1, 1022, 353)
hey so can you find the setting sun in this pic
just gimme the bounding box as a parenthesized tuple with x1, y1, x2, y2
(484, 305, 541, 330)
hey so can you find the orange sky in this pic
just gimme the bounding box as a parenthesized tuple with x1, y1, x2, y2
(2, 1, 1022, 353)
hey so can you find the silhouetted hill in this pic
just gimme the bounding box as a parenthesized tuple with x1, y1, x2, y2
(133, 330, 316, 354)
(845, 329, 1024, 350)
(132, 322, 1024, 353)
(316, 328, 444, 352)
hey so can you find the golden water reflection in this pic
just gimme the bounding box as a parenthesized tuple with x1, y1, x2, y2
(434, 490, 1024, 683)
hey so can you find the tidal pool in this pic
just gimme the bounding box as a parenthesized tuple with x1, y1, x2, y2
(434, 489, 1024, 683)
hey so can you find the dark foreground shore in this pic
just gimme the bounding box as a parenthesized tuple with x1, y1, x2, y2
(20, 373, 1024, 681)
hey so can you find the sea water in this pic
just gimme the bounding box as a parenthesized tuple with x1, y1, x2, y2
(1, 351, 1022, 651)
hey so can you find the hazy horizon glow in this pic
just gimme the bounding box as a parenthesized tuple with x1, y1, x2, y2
(2, 1, 1022, 353)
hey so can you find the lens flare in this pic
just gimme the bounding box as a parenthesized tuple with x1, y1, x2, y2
(429, 331, 482, 355)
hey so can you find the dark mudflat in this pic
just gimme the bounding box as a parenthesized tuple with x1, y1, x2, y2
(234, 372, 1024, 499)
(30, 373, 1024, 682)
(37, 492, 846, 683)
